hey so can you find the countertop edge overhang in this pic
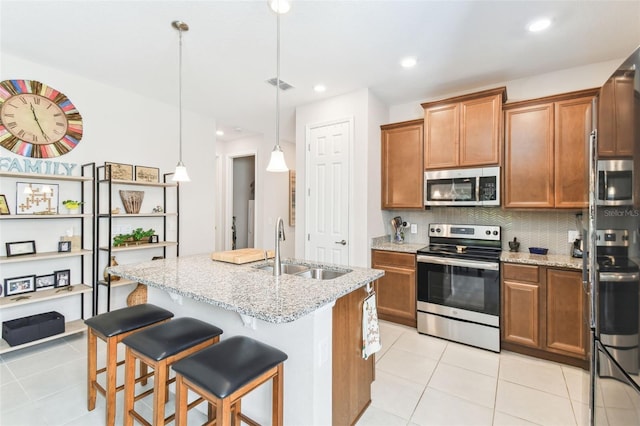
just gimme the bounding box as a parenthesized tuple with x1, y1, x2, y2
(108, 254, 385, 323)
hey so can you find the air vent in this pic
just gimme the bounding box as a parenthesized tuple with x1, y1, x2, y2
(266, 78, 294, 91)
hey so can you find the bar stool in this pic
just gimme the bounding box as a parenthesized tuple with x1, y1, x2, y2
(172, 335, 288, 426)
(121, 317, 223, 426)
(85, 303, 174, 426)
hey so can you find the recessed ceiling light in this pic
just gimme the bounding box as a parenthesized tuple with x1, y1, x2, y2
(313, 84, 326, 93)
(400, 57, 417, 68)
(216, 130, 224, 136)
(268, 0, 291, 14)
(528, 18, 551, 32)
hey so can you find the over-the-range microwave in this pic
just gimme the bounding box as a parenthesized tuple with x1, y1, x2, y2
(598, 159, 633, 206)
(424, 166, 500, 207)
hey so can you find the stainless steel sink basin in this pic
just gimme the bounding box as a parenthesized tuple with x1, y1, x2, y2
(256, 263, 309, 275)
(295, 268, 348, 280)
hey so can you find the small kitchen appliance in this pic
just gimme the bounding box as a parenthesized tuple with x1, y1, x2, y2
(391, 216, 406, 244)
(424, 166, 500, 207)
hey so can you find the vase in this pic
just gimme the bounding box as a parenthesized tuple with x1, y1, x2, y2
(126, 283, 147, 306)
(104, 256, 120, 281)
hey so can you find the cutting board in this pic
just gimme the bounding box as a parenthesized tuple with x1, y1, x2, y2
(210, 248, 275, 264)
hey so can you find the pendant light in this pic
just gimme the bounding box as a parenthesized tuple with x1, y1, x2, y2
(171, 20, 191, 182)
(266, 1, 289, 172)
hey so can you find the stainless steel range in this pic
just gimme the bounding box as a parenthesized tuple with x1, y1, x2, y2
(416, 224, 502, 352)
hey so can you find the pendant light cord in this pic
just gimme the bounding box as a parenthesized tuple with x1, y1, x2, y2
(275, 10, 281, 150)
(178, 26, 184, 163)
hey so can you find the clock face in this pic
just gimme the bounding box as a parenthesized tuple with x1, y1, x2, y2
(0, 80, 83, 158)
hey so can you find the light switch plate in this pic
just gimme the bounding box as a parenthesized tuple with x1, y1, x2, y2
(410, 224, 418, 234)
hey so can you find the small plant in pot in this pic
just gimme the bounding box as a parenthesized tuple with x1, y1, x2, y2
(62, 200, 83, 213)
(112, 228, 155, 247)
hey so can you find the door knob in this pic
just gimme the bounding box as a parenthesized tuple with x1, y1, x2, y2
(335, 240, 347, 245)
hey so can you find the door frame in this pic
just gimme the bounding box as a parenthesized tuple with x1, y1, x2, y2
(304, 117, 354, 263)
(225, 150, 258, 250)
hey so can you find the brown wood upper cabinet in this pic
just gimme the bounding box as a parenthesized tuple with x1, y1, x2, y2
(381, 119, 424, 209)
(422, 87, 506, 169)
(504, 89, 598, 209)
(598, 70, 635, 157)
(371, 250, 416, 327)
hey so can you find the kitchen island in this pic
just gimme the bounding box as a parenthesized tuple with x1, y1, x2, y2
(108, 254, 384, 425)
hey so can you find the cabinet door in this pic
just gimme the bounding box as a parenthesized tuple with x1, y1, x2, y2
(372, 250, 416, 327)
(554, 97, 592, 208)
(502, 280, 541, 348)
(546, 269, 587, 358)
(381, 121, 424, 209)
(598, 74, 634, 157)
(424, 103, 459, 169)
(459, 94, 502, 167)
(504, 103, 554, 208)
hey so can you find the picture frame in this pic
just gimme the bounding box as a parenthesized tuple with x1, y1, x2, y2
(4, 275, 36, 297)
(135, 165, 160, 184)
(16, 182, 59, 215)
(0, 194, 9, 214)
(58, 241, 71, 253)
(35, 274, 56, 291)
(6, 240, 36, 257)
(149, 235, 159, 243)
(104, 162, 134, 181)
(54, 269, 71, 288)
(289, 170, 296, 227)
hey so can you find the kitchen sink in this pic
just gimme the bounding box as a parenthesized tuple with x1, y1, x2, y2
(255, 262, 351, 280)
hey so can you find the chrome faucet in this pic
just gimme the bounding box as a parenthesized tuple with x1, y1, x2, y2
(273, 217, 286, 276)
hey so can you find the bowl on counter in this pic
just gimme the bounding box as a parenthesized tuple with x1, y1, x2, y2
(529, 247, 549, 255)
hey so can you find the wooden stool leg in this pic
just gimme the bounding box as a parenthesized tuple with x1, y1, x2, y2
(154, 359, 168, 426)
(105, 336, 118, 426)
(175, 375, 188, 426)
(140, 359, 149, 386)
(273, 363, 284, 426)
(123, 348, 136, 426)
(219, 397, 232, 426)
(87, 328, 97, 411)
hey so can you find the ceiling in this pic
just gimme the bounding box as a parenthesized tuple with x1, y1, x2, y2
(2, 1, 639, 143)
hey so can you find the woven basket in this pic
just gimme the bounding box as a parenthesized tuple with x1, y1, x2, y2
(126, 283, 147, 306)
(119, 190, 144, 214)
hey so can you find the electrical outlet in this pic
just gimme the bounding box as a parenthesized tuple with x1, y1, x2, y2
(568, 230, 579, 243)
(410, 224, 418, 234)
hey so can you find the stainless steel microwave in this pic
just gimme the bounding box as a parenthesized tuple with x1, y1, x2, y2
(424, 166, 500, 207)
(598, 159, 633, 206)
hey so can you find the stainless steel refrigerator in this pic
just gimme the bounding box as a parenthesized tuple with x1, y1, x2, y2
(585, 46, 640, 425)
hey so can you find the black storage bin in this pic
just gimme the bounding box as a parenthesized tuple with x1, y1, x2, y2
(2, 311, 65, 346)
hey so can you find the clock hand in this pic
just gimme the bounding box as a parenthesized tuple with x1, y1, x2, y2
(30, 103, 48, 139)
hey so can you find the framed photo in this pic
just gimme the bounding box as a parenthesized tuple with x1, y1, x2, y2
(4, 275, 36, 297)
(35, 274, 56, 291)
(54, 269, 71, 288)
(6, 240, 36, 257)
(135, 166, 160, 183)
(149, 235, 159, 243)
(58, 241, 71, 252)
(16, 182, 59, 215)
(0, 194, 9, 214)
(105, 162, 134, 181)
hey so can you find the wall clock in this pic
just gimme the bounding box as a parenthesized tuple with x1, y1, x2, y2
(0, 79, 83, 158)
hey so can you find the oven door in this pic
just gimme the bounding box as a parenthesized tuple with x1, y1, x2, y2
(417, 255, 500, 326)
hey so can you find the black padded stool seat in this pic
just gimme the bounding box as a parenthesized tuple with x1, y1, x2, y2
(84, 303, 174, 426)
(85, 303, 174, 337)
(122, 317, 223, 426)
(172, 336, 288, 426)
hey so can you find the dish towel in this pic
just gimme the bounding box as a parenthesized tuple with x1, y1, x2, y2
(362, 292, 382, 360)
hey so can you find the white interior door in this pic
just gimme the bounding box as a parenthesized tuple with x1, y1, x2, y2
(305, 119, 351, 264)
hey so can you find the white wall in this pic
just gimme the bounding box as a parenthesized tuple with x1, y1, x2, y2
(1, 53, 216, 315)
(232, 156, 255, 249)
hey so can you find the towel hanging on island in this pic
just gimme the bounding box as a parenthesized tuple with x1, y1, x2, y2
(362, 291, 382, 360)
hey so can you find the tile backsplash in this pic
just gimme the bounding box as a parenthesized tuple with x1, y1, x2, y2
(382, 208, 583, 256)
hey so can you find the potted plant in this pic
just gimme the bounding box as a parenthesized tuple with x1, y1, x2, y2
(62, 200, 84, 214)
(112, 228, 155, 247)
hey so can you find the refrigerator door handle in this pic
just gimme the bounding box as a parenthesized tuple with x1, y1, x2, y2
(588, 128, 598, 330)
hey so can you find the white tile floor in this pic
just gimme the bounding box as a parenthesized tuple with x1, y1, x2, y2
(0, 321, 591, 426)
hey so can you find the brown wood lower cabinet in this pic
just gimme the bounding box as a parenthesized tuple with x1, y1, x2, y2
(333, 287, 374, 425)
(502, 263, 587, 368)
(371, 250, 416, 327)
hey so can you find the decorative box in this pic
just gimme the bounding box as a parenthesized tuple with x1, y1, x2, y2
(2, 311, 65, 346)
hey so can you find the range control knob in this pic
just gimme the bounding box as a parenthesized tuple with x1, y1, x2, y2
(430, 227, 435, 233)
(436, 228, 441, 233)
(493, 231, 499, 236)
(486, 230, 491, 235)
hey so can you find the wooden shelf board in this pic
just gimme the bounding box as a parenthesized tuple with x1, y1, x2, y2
(97, 278, 137, 288)
(0, 171, 92, 182)
(98, 179, 177, 188)
(0, 214, 92, 220)
(0, 249, 93, 264)
(0, 320, 87, 354)
(98, 213, 177, 218)
(99, 241, 177, 252)
(0, 284, 92, 309)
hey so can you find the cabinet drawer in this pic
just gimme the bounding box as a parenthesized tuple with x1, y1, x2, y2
(372, 250, 415, 269)
(503, 263, 539, 283)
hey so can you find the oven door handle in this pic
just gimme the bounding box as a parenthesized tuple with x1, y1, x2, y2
(599, 272, 640, 282)
(417, 255, 499, 271)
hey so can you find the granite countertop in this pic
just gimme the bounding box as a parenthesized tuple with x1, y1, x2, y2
(108, 254, 384, 324)
(370, 241, 426, 254)
(500, 252, 583, 270)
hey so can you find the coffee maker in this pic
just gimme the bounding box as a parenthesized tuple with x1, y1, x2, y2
(391, 216, 406, 244)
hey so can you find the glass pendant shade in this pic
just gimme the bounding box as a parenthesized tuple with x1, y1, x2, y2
(172, 161, 191, 182)
(266, 145, 288, 172)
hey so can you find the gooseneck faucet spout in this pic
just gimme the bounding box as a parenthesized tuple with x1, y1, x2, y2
(274, 217, 286, 276)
